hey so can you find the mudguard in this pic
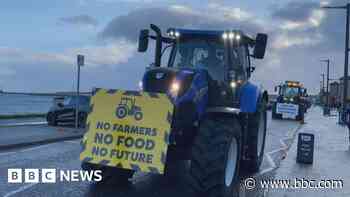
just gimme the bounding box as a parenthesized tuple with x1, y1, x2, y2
(173, 69, 208, 120)
(240, 82, 261, 113)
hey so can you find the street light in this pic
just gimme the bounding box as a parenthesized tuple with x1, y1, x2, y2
(76, 54, 84, 129)
(322, 3, 350, 113)
(321, 74, 325, 93)
(320, 59, 330, 109)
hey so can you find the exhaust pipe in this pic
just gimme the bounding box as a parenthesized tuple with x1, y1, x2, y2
(150, 24, 162, 67)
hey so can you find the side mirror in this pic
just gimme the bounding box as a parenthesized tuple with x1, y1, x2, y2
(274, 86, 278, 92)
(138, 29, 149, 52)
(253, 33, 268, 59)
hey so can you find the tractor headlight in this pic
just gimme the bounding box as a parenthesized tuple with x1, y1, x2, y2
(229, 32, 235, 39)
(290, 98, 294, 102)
(230, 81, 237, 88)
(170, 81, 180, 97)
(168, 31, 180, 38)
(236, 34, 241, 40)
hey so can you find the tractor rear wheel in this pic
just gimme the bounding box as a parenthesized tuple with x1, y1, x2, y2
(190, 116, 242, 197)
(116, 106, 128, 119)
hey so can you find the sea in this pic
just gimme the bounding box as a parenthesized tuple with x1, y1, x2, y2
(0, 94, 54, 115)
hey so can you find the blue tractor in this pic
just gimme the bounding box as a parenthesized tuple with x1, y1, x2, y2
(82, 24, 268, 197)
(272, 81, 307, 120)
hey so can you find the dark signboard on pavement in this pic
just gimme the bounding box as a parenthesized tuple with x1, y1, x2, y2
(297, 133, 314, 164)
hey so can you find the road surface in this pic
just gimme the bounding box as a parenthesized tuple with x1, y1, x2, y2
(0, 112, 301, 197)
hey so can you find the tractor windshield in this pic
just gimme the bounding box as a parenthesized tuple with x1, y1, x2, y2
(282, 86, 300, 97)
(171, 38, 241, 81)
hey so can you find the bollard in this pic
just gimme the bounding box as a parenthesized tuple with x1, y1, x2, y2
(296, 133, 314, 164)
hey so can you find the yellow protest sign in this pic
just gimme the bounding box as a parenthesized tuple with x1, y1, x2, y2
(80, 89, 174, 174)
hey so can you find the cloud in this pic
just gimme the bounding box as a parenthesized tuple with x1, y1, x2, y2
(269, 0, 347, 52)
(0, 39, 136, 68)
(58, 15, 98, 27)
(272, 1, 320, 23)
(100, 5, 263, 42)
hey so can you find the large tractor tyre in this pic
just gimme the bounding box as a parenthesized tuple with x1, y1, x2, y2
(271, 111, 279, 119)
(81, 162, 134, 185)
(78, 112, 87, 128)
(47, 112, 57, 126)
(190, 117, 242, 197)
(116, 106, 128, 119)
(271, 104, 280, 119)
(296, 108, 305, 121)
(242, 103, 267, 173)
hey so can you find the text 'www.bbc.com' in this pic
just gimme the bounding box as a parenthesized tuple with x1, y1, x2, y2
(243, 177, 344, 190)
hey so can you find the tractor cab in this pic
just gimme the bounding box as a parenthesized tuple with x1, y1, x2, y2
(167, 29, 253, 82)
(120, 97, 135, 107)
(276, 81, 304, 102)
(138, 25, 267, 109)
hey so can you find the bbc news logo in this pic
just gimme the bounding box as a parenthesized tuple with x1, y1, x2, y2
(8, 169, 102, 183)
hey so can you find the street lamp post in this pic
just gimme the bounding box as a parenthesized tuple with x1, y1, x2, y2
(322, 3, 350, 114)
(321, 73, 325, 106)
(76, 55, 84, 129)
(321, 74, 325, 93)
(321, 59, 330, 110)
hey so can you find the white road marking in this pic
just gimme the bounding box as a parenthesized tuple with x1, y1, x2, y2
(255, 122, 302, 176)
(0, 122, 47, 127)
(64, 140, 81, 144)
(0, 139, 80, 157)
(3, 183, 38, 197)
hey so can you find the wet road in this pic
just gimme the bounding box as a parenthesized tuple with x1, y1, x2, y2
(0, 112, 301, 197)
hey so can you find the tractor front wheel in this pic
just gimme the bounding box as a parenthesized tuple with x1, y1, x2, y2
(242, 102, 267, 173)
(134, 111, 143, 121)
(190, 116, 242, 197)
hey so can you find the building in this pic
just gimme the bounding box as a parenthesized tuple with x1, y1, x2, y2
(329, 81, 339, 107)
(338, 76, 350, 105)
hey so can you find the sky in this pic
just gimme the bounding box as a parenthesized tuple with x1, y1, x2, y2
(0, 0, 348, 94)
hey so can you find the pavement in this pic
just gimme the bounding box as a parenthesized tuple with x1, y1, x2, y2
(268, 106, 350, 197)
(0, 125, 84, 150)
(0, 112, 302, 197)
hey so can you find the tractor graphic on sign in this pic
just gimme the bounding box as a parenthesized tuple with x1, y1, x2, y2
(116, 97, 143, 121)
